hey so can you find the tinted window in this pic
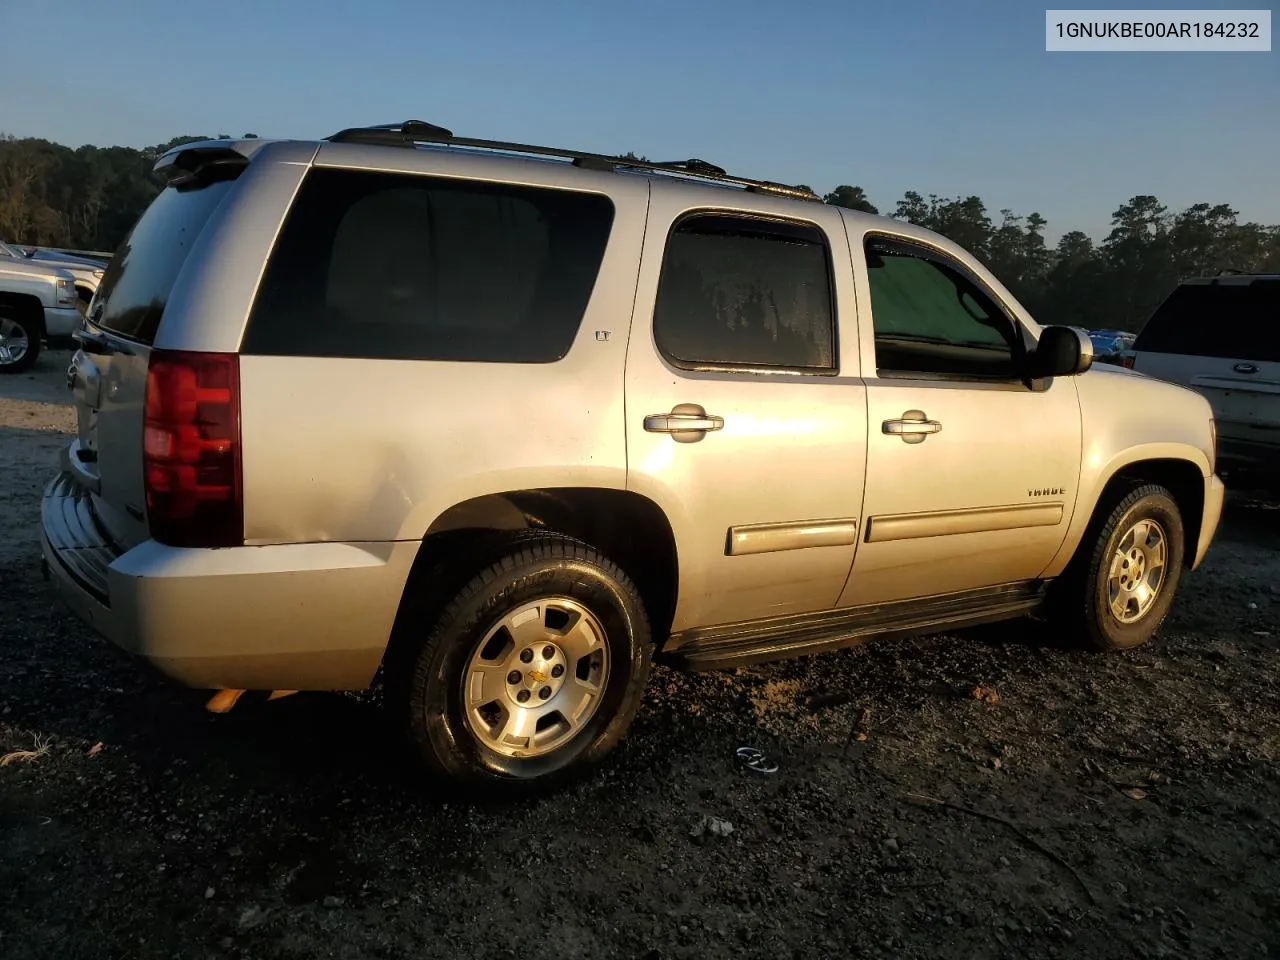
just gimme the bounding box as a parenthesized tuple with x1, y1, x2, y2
(242, 168, 614, 363)
(1134, 280, 1280, 363)
(92, 179, 236, 344)
(865, 238, 1019, 378)
(653, 214, 835, 370)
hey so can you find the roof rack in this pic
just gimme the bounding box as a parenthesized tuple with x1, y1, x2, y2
(324, 120, 820, 201)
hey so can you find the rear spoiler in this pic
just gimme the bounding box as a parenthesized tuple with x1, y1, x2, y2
(153, 139, 278, 186)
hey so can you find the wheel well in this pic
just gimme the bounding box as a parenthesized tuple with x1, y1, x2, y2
(1096, 458, 1204, 566)
(394, 488, 679, 648)
(0, 293, 45, 336)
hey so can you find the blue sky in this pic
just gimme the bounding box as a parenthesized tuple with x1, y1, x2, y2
(3, 0, 1276, 242)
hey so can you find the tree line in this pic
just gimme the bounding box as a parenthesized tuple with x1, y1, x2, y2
(4, 134, 1278, 332)
(803, 185, 1280, 333)
(0, 133, 252, 254)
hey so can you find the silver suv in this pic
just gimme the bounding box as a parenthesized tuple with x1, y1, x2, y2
(41, 123, 1224, 792)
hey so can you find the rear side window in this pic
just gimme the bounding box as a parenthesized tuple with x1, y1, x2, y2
(1134, 281, 1280, 363)
(242, 168, 615, 363)
(653, 214, 835, 371)
(92, 179, 237, 344)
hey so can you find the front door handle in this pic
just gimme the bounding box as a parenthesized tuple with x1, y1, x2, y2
(644, 403, 724, 443)
(883, 410, 942, 444)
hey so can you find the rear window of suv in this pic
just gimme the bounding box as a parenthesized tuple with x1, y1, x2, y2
(92, 179, 237, 344)
(1133, 279, 1280, 363)
(241, 168, 615, 363)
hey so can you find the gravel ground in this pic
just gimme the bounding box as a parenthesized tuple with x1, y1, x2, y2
(2, 350, 1278, 960)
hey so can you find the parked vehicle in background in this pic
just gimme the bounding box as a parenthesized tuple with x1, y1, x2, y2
(41, 124, 1224, 793)
(0, 239, 106, 314)
(1088, 328, 1136, 364)
(0, 254, 82, 372)
(1129, 275, 1279, 480)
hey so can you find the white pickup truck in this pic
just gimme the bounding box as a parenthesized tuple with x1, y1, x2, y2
(0, 239, 106, 303)
(0, 254, 84, 373)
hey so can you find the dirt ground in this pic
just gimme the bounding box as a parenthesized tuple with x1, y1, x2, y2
(1, 349, 1278, 960)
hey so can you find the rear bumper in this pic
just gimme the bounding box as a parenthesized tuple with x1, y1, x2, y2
(1193, 473, 1226, 570)
(40, 472, 417, 691)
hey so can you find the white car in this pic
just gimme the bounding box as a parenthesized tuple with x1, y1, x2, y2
(1129, 275, 1279, 479)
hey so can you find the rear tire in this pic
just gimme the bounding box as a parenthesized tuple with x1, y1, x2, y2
(0, 309, 40, 374)
(388, 532, 652, 794)
(1050, 484, 1185, 651)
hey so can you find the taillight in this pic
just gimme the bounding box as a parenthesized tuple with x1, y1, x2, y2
(1119, 354, 1136, 369)
(143, 350, 242, 547)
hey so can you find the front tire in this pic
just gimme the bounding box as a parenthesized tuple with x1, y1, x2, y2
(1053, 484, 1185, 651)
(390, 533, 652, 793)
(0, 311, 40, 374)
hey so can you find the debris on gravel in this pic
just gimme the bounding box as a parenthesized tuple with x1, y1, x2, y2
(690, 816, 736, 841)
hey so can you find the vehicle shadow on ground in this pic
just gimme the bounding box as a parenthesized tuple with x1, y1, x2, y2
(1219, 485, 1280, 546)
(0, 556, 1017, 830)
(0, 348, 77, 402)
(5, 492, 1280, 959)
(5, 486, 1275, 802)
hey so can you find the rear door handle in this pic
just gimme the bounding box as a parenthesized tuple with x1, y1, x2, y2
(883, 410, 942, 444)
(644, 413, 724, 432)
(644, 403, 724, 443)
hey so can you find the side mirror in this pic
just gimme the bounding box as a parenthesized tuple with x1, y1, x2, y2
(1028, 325, 1094, 378)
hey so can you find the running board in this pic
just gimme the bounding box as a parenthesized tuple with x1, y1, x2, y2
(661, 581, 1048, 671)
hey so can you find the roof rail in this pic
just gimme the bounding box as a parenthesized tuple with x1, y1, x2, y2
(324, 120, 820, 201)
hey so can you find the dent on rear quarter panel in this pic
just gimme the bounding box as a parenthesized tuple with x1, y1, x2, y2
(237, 155, 651, 546)
(238, 354, 631, 544)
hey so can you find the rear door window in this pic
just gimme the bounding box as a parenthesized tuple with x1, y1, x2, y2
(241, 168, 615, 363)
(92, 179, 237, 344)
(1134, 280, 1280, 363)
(652, 213, 836, 371)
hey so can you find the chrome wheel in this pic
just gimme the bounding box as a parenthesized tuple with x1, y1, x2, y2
(460, 597, 610, 759)
(0, 317, 30, 366)
(1106, 517, 1167, 623)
